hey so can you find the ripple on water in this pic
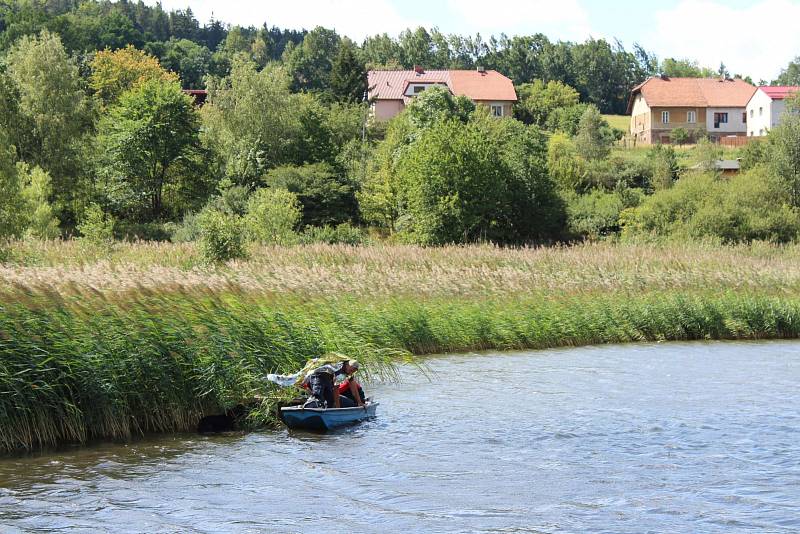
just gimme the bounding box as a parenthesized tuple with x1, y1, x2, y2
(1, 341, 800, 532)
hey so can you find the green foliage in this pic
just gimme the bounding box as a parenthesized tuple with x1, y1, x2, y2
(547, 133, 585, 192)
(739, 139, 768, 172)
(17, 163, 60, 239)
(95, 79, 199, 221)
(148, 38, 212, 89)
(89, 45, 179, 105)
(692, 138, 724, 173)
(300, 223, 368, 245)
(623, 169, 800, 243)
(514, 80, 580, 127)
(768, 112, 800, 208)
(0, 133, 24, 241)
(77, 203, 115, 245)
(545, 103, 591, 135)
(282, 26, 341, 93)
(198, 209, 247, 263)
(263, 163, 358, 227)
(329, 38, 367, 103)
(648, 144, 679, 191)
(660, 58, 716, 78)
(775, 56, 800, 85)
(395, 112, 563, 244)
(244, 188, 302, 245)
(5, 30, 93, 222)
(670, 127, 689, 145)
(574, 105, 614, 161)
(405, 85, 475, 131)
(202, 60, 362, 185)
(566, 187, 643, 239)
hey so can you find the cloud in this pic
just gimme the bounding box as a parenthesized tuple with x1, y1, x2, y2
(148, 0, 420, 40)
(652, 0, 800, 82)
(444, 0, 594, 40)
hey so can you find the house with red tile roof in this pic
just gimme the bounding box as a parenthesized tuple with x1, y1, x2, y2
(627, 76, 756, 145)
(746, 86, 800, 137)
(367, 67, 517, 121)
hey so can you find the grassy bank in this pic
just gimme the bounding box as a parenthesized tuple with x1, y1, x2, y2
(2, 241, 800, 453)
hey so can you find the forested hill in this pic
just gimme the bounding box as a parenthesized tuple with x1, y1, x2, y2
(0, 0, 722, 115)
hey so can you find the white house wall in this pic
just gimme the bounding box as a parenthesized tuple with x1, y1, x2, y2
(746, 89, 774, 136)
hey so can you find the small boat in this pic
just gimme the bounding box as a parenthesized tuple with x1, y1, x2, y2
(280, 401, 379, 431)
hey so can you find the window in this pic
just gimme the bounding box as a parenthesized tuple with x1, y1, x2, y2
(413, 85, 426, 94)
(750, 109, 754, 118)
(759, 128, 764, 136)
(687, 111, 696, 123)
(713, 112, 728, 128)
(742, 112, 747, 123)
(491, 104, 504, 117)
(759, 107, 763, 116)
(661, 111, 670, 124)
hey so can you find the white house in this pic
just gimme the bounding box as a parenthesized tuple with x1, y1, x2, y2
(746, 86, 800, 137)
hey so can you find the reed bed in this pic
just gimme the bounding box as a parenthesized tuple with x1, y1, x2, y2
(2, 240, 800, 453)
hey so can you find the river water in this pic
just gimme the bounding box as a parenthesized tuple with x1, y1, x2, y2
(1, 341, 800, 533)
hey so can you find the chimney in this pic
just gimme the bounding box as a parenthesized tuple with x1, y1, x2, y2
(477, 66, 486, 75)
(414, 65, 424, 75)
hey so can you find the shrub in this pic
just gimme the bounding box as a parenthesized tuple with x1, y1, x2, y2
(17, 163, 60, 240)
(263, 162, 357, 227)
(301, 223, 367, 245)
(244, 188, 301, 245)
(567, 187, 644, 239)
(77, 203, 115, 245)
(623, 168, 800, 243)
(574, 105, 613, 161)
(168, 211, 203, 243)
(198, 209, 247, 263)
(547, 133, 585, 192)
(395, 114, 564, 245)
(648, 144, 679, 191)
(670, 127, 689, 145)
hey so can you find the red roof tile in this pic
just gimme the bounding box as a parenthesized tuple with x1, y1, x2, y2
(758, 86, 800, 100)
(628, 77, 756, 113)
(367, 69, 517, 103)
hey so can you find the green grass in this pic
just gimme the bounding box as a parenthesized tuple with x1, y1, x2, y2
(603, 114, 630, 131)
(2, 240, 800, 453)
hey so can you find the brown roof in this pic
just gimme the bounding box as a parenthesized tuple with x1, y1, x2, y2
(367, 69, 517, 103)
(627, 77, 756, 113)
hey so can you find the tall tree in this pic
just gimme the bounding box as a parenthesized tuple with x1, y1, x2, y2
(775, 57, 800, 85)
(329, 39, 367, 103)
(5, 29, 93, 220)
(574, 105, 613, 161)
(90, 45, 179, 105)
(96, 79, 199, 220)
(282, 26, 340, 92)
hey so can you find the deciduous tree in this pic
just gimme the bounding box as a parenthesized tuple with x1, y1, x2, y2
(96, 79, 199, 220)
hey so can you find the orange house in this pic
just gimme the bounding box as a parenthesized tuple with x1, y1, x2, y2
(628, 76, 755, 145)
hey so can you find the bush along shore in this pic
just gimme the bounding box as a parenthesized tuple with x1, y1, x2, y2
(3, 241, 800, 454)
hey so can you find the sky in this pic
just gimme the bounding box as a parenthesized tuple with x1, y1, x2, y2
(146, 0, 800, 82)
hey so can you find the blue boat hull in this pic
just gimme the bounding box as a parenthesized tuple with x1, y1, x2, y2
(280, 402, 378, 431)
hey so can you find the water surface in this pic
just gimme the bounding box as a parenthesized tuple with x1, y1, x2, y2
(2, 341, 800, 533)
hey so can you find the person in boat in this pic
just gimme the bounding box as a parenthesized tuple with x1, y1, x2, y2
(266, 354, 364, 409)
(336, 364, 365, 408)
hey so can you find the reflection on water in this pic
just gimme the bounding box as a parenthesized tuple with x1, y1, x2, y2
(2, 341, 800, 533)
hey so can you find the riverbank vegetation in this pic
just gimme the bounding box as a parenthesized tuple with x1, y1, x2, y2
(4, 241, 800, 453)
